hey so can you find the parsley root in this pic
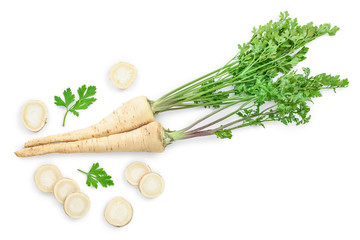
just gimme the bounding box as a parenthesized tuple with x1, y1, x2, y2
(110, 62, 137, 89)
(104, 197, 133, 227)
(53, 178, 80, 203)
(22, 100, 48, 132)
(15, 12, 348, 158)
(23, 12, 340, 148)
(125, 162, 151, 186)
(139, 172, 165, 198)
(15, 122, 165, 157)
(34, 165, 62, 193)
(63, 192, 90, 219)
(16, 69, 348, 157)
(24, 96, 154, 148)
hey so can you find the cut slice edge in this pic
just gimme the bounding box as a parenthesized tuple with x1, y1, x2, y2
(64, 192, 90, 219)
(53, 178, 80, 203)
(125, 161, 151, 186)
(34, 164, 62, 193)
(22, 100, 48, 132)
(104, 197, 133, 227)
(109, 62, 137, 89)
(138, 172, 165, 198)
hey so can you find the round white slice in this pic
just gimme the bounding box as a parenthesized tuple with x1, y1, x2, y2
(53, 178, 80, 203)
(109, 62, 137, 89)
(34, 165, 62, 193)
(104, 197, 133, 227)
(125, 161, 151, 186)
(139, 172, 165, 198)
(64, 192, 90, 219)
(22, 100, 48, 132)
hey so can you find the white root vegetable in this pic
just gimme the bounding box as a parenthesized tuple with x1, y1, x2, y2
(125, 162, 151, 186)
(139, 172, 165, 198)
(104, 197, 133, 227)
(22, 100, 48, 132)
(53, 178, 80, 203)
(23, 96, 154, 148)
(110, 62, 137, 89)
(34, 165, 62, 193)
(16, 122, 165, 157)
(64, 192, 90, 219)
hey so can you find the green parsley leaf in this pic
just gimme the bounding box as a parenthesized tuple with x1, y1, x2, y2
(214, 129, 233, 139)
(54, 85, 97, 126)
(78, 163, 114, 189)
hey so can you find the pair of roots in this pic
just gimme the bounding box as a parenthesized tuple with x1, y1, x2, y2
(16, 96, 166, 157)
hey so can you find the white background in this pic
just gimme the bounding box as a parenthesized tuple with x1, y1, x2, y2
(1, 0, 359, 239)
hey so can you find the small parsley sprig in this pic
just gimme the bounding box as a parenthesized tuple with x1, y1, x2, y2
(54, 85, 97, 126)
(78, 163, 114, 189)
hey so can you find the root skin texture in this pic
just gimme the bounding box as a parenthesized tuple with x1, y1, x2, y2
(22, 100, 48, 132)
(34, 165, 62, 193)
(15, 122, 165, 157)
(125, 162, 151, 186)
(104, 197, 133, 227)
(53, 178, 80, 203)
(24, 96, 154, 148)
(139, 172, 165, 198)
(64, 192, 90, 219)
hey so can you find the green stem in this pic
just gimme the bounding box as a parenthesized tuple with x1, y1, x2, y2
(77, 169, 88, 175)
(180, 101, 242, 132)
(156, 67, 224, 102)
(62, 109, 69, 127)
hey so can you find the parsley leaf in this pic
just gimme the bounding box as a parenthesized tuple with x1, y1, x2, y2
(214, 129, 233, 139)
(78, 163, 114, 189)
(54, 85, 97, 126)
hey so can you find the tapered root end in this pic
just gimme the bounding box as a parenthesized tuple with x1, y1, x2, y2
(15, 148, 36, 158)
(15, 149, 26, 157)
(15, 145, 51, 157)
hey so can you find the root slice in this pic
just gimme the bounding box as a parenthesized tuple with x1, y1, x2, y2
(22, 100, 48, 132)
(125, 162, 151, 186)
(53, 178, 80, 203)
(139, 172, 165, 198)
(64, 192, 90, 219)
(104, 197, 133, 227)
(110, 62, 137, 89)
(34, 165, 62, 193)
